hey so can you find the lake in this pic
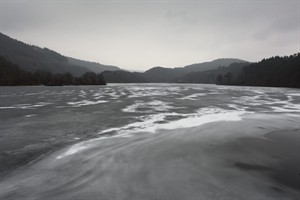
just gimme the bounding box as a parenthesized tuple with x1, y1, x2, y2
(0, 84, 299, 199)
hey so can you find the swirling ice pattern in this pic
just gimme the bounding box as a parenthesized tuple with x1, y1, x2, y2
(0, 84, 299, 200)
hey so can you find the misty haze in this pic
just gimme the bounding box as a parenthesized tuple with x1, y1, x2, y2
(0, 1, 299, 200)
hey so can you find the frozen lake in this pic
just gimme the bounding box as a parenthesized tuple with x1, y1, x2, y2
(0, 84, 299, 199)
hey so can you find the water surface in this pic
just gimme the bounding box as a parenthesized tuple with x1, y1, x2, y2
(0, 84, 299, 199)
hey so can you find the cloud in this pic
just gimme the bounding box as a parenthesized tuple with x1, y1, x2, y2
(1, 0, 299, 70)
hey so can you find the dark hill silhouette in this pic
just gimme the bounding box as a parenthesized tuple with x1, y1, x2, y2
(233, 53, 300, 88)
(1, 33, 298, 88)
(175, 54, 300, 88)
(100, 53, 300, 88)
(177, 62, 249, 84)
(140, 59, 248, 83)
(0, 33, 119, 76)
(102, 70, 147, 83)
(0, 55, 106, 86)
(68, 57, 120, 73)
(102, 59, 248, 83)
(144, 67, 185, 83)
(184, 58, 248, 73)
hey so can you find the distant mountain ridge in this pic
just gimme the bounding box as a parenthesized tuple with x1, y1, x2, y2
(67, 57, 120, 73)
(141, 58, 248, 83)
(4, 32, 297, 88)
(0, 33, 120, 76)
(99, 53, 300, 88)
(0, 32, 249, 79)
(100, 59, 249, 83)
(183, 58, 248, 72)
(0, 55, 106, 86)
(143, 67, 185, 82)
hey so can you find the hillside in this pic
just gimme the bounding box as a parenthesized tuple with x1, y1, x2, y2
(0, 33, 119, 76)
(100, 53, 300, 88)
(103, 59, 248, 83)
(184, 58, 248, 73)
(177, 62, 249, 84)
(102, 70, 147, 83)
(0, 55, 106, 86)
(174, 54, 300, 88)
(68, 57, 120, 73)
(233, 53, 300, 88)
(141, 59, 248, 83)
(143, 67, 185, 83)
(2, 33, 297, 87)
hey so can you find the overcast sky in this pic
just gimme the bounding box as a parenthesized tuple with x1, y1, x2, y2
(0, 0, 299, 71)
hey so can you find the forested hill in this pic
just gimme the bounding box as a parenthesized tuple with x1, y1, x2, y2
(1, 33, 298, 87)
(176, 53, 300, 88)
(183, 58, 247, 73)
(0, 33, 120, 76)
(68, 57, 120, 73)
(232, 53, 300, 88)
(0, 56, 106, 86)
(100, 59, 248, 83)
(176, 62, 249, 84)
(100, 53, 300, 88)
(142, 58, 248, 83)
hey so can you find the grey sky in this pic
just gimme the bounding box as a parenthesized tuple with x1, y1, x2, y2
(0, 0, 299, 71)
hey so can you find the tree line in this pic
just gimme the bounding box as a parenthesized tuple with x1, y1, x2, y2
(0, 56, 106, 86)
(2, 53, 299, 88)
(214, 53, 300, 88)
(233, 53, 300, 88)
(99, 53, 300, 89)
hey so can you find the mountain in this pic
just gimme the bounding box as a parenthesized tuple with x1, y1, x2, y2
(100, 59, 249, 83)
(101, 70, 147, 83)
(143, 67, 185, 83)
(68, 57, 120, 73)
(183, 58, 248, 73)
(3, 33, 297, 87)
(142, 59, 248, 83)
(100, 53, 300, 88)
(0, 55, 106, 86)
(177, 62, 249, 84)
(0, 33, 119, 76)
(176, 54, 300, 88)
(0, 33, 91, 75)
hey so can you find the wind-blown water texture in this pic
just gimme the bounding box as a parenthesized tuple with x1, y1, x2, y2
(0, 84, 299, 199)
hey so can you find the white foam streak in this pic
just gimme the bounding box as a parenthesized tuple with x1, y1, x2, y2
(122, 100, 174, 113)
(157, 111, 244, 130)
(67, 100, 107, 107)
(98, 113, 168, 135)
(57, 108, 246, 160)
(177, 93, 206, 100)
(79, 90, 87, 98)
(56, 144, 87, 159)
(0, 102, 52, 109)
(271, 104, 300, 112)
(101, 108, 246, 136)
